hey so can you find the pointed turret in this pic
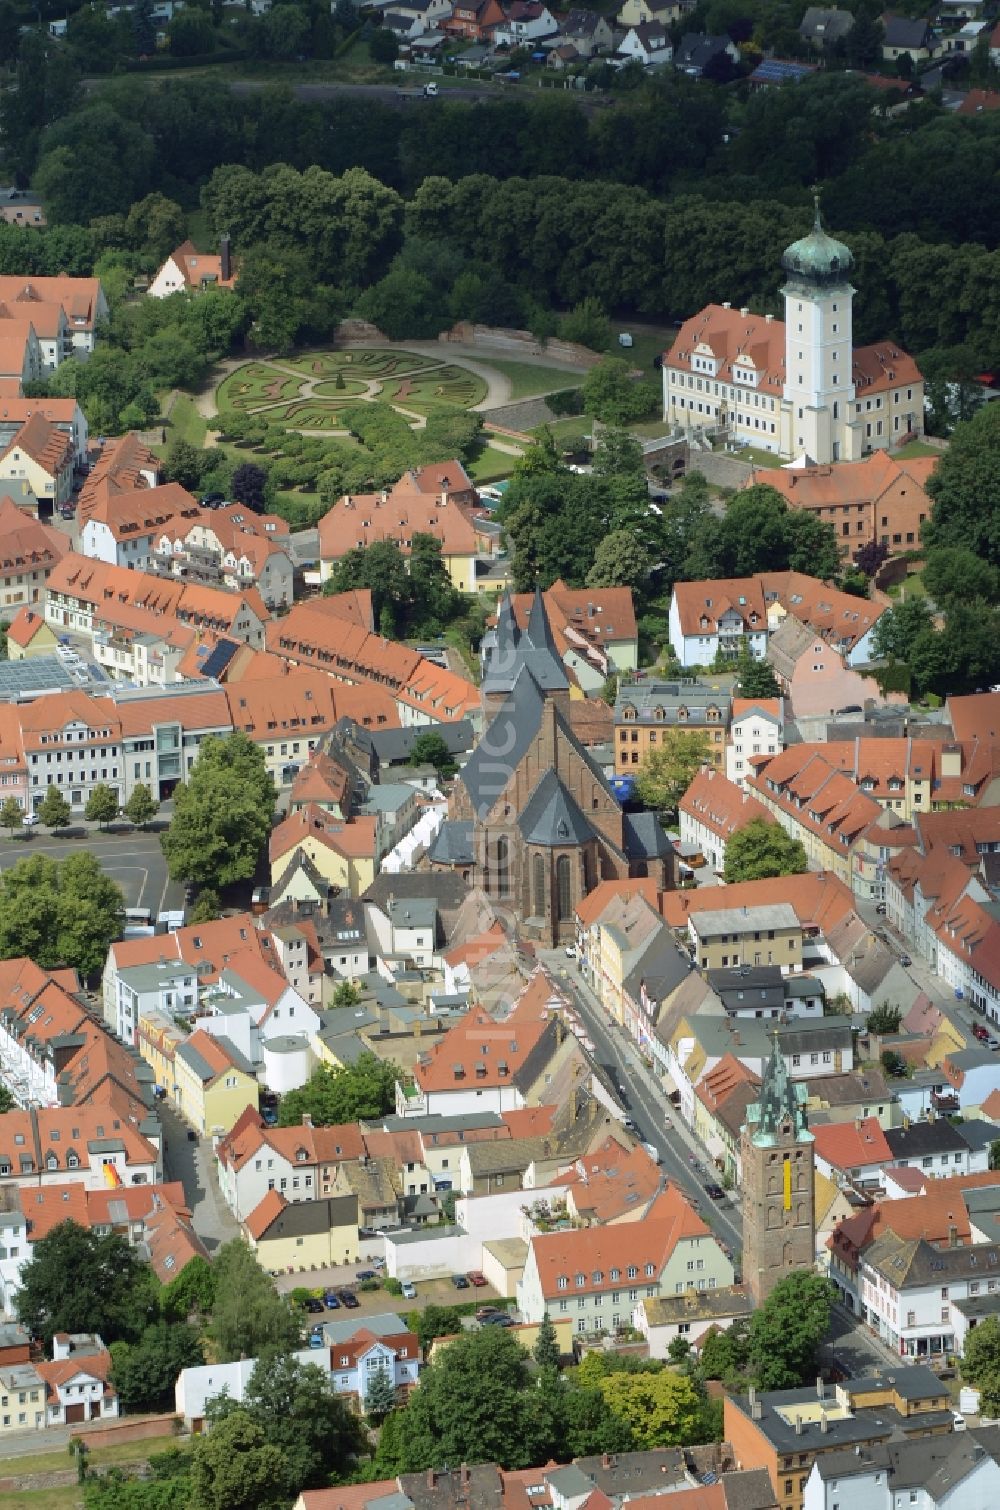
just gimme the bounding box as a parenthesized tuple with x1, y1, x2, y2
(746, 1030, 811, 1148)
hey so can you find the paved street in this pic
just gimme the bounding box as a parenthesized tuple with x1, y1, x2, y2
(160, 1102, 240, 1254)
(0, 825, 182, 915)
(539, 949, 742, 1259)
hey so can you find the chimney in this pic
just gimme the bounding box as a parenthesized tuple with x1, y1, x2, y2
(949, 1224, 958, 1248)
(427, 1470, 436, 1490)
(602, 1453, 611, 1469)
(765, 313, 774, 324)
(794, 1414, 803, 1436)
(820, 1408, 828, 1435)
(855, 1116, 863, 1132)
(302, 1113, 313, 1128)
(817, 1376, 825, 1399)
(740, 307, 749, 317)
(220, 233, 231, 283)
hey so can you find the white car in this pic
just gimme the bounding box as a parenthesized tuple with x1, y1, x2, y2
(401, 1281, 416, 1300)
(22, 812, 38, 827)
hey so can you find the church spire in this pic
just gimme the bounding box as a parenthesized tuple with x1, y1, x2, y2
(750, 1030, 809, 1145)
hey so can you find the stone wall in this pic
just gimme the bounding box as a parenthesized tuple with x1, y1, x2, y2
(686, 452, 757, 490)
(441, 322, 603, 368)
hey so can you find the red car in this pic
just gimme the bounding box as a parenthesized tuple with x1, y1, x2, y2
(467, 1271, 487, 1287)
(974, 1023, 990, 1043)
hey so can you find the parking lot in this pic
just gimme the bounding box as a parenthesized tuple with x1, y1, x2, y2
(0, 824, 184, 915)
(277, 1263, 506, 1319)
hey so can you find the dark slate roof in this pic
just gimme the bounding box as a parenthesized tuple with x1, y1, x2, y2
(370, 721, 475, 763)
(883, 15, 932, 47)
(623, 809, 672, 860)
(362, 872, 471, 927)
(461, 667, 546, 816)
(258, 1194, 359, 1240)
(428, 819, 475, 867)
(955, 1120, 1000, 1154)
(884, 1120, 967, 1159)
(675, 31, 733, 68)
(518, 769, 595, 848)
(623, 930, 692, 1004)
(481, 589, 568, 697)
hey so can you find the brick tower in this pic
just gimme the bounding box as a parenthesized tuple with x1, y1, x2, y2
(740, 1032, 815, 1306)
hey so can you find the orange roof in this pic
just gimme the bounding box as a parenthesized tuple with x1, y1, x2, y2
(290, 749, 352, 809)
(732, 698, 782, 721)
(0, 275, 103, 329)
(46, 552, 270, 634)
(85, 481, 200, 539)
(574, 877, 660, 929)
(671, 577, 768, 638)
(179, 1028, 249, 1082)
(1, 410, 74, 476)
(245, 1187, 287, 1241)
(958, 88, 1000, 115)
(269, 804, 379, 865)
(166, 240, 237, 291)
(762, 450, 936, 514)
(507, 580, 638, 652)
(36, 1350, 113, 1400)
(679, 767, 770, 841)
(812, 1116, 892, 1171)
(949, 692, 1000, 745)
(5, 606, 51, 648)
(296, 1487, 400, 1510)
(499, 1105, 556, 1138)
(442, 921, 509, 970)
(667, 304, 786, 396)
(319, 462, 479, 561)
(695, 1052, 760, 1116)
(529, 1180, 710, 1298)
(0, 496, 68, 578)
(562, 1137, 662, 1222)
(225, 670, 342, 745)
(412, 1005, 549, 1094)
(19, 1182, 91, 1240)
(661, 870, 854, 932)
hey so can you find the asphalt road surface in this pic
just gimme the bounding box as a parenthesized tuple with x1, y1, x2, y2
(539, 948, 743, 1259)
(0, 826, 182, 915)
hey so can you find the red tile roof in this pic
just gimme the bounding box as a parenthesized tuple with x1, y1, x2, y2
(812, 1116, 892, 1171)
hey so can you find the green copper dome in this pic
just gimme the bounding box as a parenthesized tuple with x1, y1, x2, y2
(781, 197, 854, 287)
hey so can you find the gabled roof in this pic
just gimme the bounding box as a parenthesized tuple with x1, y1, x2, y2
(518, 768, 595, 847)
(812, 1116, 892, 1170)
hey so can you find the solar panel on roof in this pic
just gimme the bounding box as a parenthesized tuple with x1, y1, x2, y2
(200, 639, 239, 680)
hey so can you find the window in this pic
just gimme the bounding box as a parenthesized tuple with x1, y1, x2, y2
(557, 855, 572, 922)
(532, 854, 546, 919)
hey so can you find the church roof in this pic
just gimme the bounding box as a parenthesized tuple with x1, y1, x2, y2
(746, 1032, 813, 1147)
(518, 768, 596, 848)
(623, 810, 673, 860)
(460, 666, 547, 819)
(481, 588, 569, 696)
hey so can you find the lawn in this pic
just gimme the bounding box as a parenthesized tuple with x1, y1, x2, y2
(283, 351, 429, 380)
(166, 393, 208, 450)
(0, 1439, 186, 1475)
(466, 444, 516, 482)
(312, 378, 372, 399)
(612, 324, 676, 374)
(531, 415, 592, 447)
(382, 367, 488, 412)
(218, 365, 304, 410)
(269, 402, 352, 430)
(894, 440, 941, 460)
(0, 1489, 81, 1510)
(732, 445, 783, 469)
(479, 359, 583, 401)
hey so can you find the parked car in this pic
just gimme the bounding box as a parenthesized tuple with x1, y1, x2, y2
(481, 1311, 513, 1326)
(338, 1290, 360, 1309)
(973, 1024, 990, 1043)
(989, 1038, 1000, 1052)
(401, 1281, 417, 1300)
(356, 1269, 377, 1282)
(475, 1305, 499, 1322)
(900, 954, 912, 967)
(875, 902, 887, 915)
(467, 1271, 487, 1287)
(451, 1274, 470, 1290)
(22, 813, 38, 827)
(303, 1297, 324, 1314)
(308, 1331, 325, 1349)
(369, 1256, 386, 1270)
(322, 1291, 341, 1309)
(704, 1183, 726, 1201)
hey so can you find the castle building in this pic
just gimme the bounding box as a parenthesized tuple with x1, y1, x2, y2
(662, 204, 924, 465)
(430, 589, 674, 945)
(741, 1032, 816, 1306)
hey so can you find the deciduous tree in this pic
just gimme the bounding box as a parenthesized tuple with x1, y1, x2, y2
(110, 1322, 204, 1413)
(746, 1272, 834, 1390)
(0, 798, 22, 835)
(85, 783, 119, 829)
(723, 818, 807, 884)
(16, 1222, 156, 1347)
(277, 1054, 398, 1127)
(206, 1241, 300, 1363)
(597, 1369, 704, 1449)
(161, 733, 276, 889)
(38, 786, 71, 829)
(124, 784, 159, 829)
(188, 1410, 286, 1510)
(634, 730, 711, 816)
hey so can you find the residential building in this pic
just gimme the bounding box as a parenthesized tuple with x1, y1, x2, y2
(728, 698, 785, 787)
(442, 0, 505, 40)
(882, 15, 937, 61)
(679, 767, 772, 871)
(148, 237, 237, 299)
(492, 1, 558, 46)
(269, 805, 379, 898)
(725, 1369, 953, 1510)
(321, 1313, 422, 1411)
(740, 1033, 816, 1305)
(518, 1182, 735, 1335)
(811, 1116, 893, 1190)
(619, 21, 673, 64)
(0, 497, 67, 612)
(798, 7, 854, 46)
(5, 606, 59, 658)
(767, 617, 896, 719)
(80, 482, 201, 569)
(634, 1285, 755, 1357)
(36, 1335, 118, 1427)
(614, 678, 731, 773)
(0, 412, 74, 510)
(689, 903, 803, 974)
(318, 462, 483, 594)
(803, 1435, 1000, 1510)
(0, 397, 87, 468)
(673, 32, 740, 74)
(558, 7, 615, 54)
(662, 208, 924, 463)
(0, 276, 107, 361)
(243, 1189, 359, 1270)
(151, 503, 294, 609)
(215, 1108, 368, 1222)
(172, 1030, 259, 1136)
(668, 571, 886, 670)
(761, 451, 936, 563)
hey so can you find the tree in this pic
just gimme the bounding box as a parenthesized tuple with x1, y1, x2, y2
(164, 439, 205, 494)
(746, 1272, 834, 1390)
(867, 1003, 903, 1035)
(871, 597, 934, 663)
(160, 1255, 216, 1325)
(597, 1369, 705, 1449)
(132, 0, 156, 56)
(378, 1325, 543, 1471)
(924, 404, 1000, 568)
(723, 818, 808, 884)
(689, 486, 841, 582)
(206, 1240, 300, 1363)
(0, 1084, 14, 1113)
(368, 26, 398, 63)
(961, 1315, 1000, 1416)
(124, 784, 159, 829)
(413, 1305, 465, 1347)
(0, 798, 22, 836)
(922, 546, 999, 608)
(667, 1336, 692, 1364)
(0, 852, 123, 978)
(189, 1411, 286, 1510)
(736, 655, 781, 700)
(277, 1054, 399, 1127)
(854, 539, 889, 579)
(366, 1364, 398, 1422)
(207, 1353, 363, 1496)
(699, 1320, 750, 1384)
(161, 733, 276, 889)
(230, 462, 269, 515)
(16, 1222, 155, 1348)
(582, 358, 656, 425)
(408, 731, 457, 781)
(38, 786, 71, 830)
(110, 1322, 204, 1413)
(533, 1312, 561, 1369)
(634, 730, 711, 816)
(561, 297, 611, 352)
(85, 783, 119, 829)
(167, 8, 215, 56)
(188, 890, 221, 925)
(587, 531, 651, 590)
(332, 979, 361, 1008)
(991, 1140, 1000, 1173)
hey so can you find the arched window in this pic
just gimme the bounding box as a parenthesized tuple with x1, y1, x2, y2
(533, 854, 546, 918)
(495, 836, 509, 899)
(557, 855, 572, 921)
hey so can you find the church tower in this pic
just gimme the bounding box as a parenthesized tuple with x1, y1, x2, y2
(740, 1033, 815, 1306)
(781, 199, 858, 465)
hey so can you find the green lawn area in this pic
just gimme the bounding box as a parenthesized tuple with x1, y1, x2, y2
(888, 570, 928, 600)
(312, 378, 371, 399)
(894, 440, 941, 459)
(732, 446, 783, 469)
(628, 417, 669, 438)
(383, 366, 488, 412)
(0, 1489, 81, 1510)
(0, 1439, 185, 1475)
(166, 393, 208, 450)
(612, 324, 676, 374)
(479, 359, 583, 401)
(531, 415, 592, 447)
(467, 444, 515, 482)
(218, 364, 305, 410)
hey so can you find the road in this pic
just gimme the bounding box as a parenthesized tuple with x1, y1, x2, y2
(538, 948, 742, 1260)
(83, 73, 603, 111)
(160, 1101, 240, 1254)
(0, 825, 182, 914)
